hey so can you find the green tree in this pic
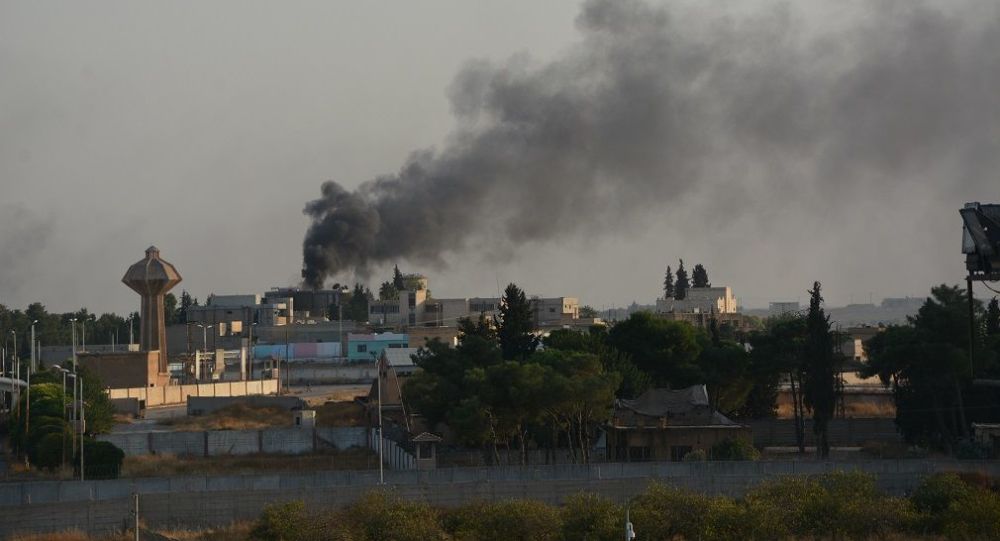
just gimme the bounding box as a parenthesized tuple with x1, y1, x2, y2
(392, 265, 405, 291)
(378, 281, 397, 301)
(348, 283, 370, 322)
(744, 315, 809, 448)
(692, 263, 710, 288)
(496, 283, 538, 361)
(986, 297, 1000, 336)
(674, 259, 689, 300)
(178, 290, 194, 324)
(607, 312, 703, 388)
(457, 312, 496, 344)
(579, 305, 598, 318)
(164, 293, 179, 325)
(864, 285, 986, 452)
(802, 281, 837, 458)
(663, 265, 674, 299)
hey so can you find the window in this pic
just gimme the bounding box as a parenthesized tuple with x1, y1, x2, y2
(357, 344, 367, 353)
(418, 442, 433, 459)
(670, 445, 693, 462)
(628, 446, 651, 461)
(388, 343, 404, 349)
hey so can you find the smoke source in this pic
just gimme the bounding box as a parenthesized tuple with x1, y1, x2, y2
(302, 0, 1000, 289)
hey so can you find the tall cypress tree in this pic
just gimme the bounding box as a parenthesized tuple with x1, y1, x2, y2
(692, 264, 710, 288)
(674, 260, 690, 300)
(497, 283, 539, 361)
(392, 265, 405, 291)
(664, 265, 675, 299)
(803, 281, 836, 458)
(986, 297, 1000, 336)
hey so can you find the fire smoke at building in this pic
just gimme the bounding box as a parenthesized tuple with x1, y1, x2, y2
(302, 0, 1000, 289)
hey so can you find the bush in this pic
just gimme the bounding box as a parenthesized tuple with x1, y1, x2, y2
(76, 440, 125, 480)
(940, 488, 1000, 540)
(911, 473, 972, 515)
(709, 437, 760, 461)
(445, 499, 560, 541)
(631, 483, 717, 540)
(559, 493, 622, 541)
(681, 449, 707, 462)
(33, 432, 67, 470)
(742, 472, 917, 539)
(344, 490, 446, 541)
(250, 500, 334, 541)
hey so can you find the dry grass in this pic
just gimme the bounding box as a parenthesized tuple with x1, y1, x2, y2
(775, 390, 896, 418)
(299, 384, 369, 407)
(8, 532, 129, 541)
(121, 448, 377, 477)
(315, 400, 367, 427)
(155, 522, 253, 541)
(159, 403, 291, 431)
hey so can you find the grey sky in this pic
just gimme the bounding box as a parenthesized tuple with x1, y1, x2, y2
(1, 1, 997, 316)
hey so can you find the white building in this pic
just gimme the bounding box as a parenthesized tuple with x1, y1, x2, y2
(656, 287, 738, 314)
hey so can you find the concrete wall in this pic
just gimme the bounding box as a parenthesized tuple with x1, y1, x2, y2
(2, 460, 998, 537)
(187, 395, 304, 416)
(749, 418, 901, 447)
(106, 379, 278, 408)
(97, 427, 368, 457)
(78, 351, 167, 389)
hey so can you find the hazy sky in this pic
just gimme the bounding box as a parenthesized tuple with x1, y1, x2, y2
(2, 1, 998, 316)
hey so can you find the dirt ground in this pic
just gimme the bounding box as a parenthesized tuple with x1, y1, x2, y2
(122, 448, 377, 477)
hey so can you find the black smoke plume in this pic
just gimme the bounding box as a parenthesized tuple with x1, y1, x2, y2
(303, 0, 1000, 288)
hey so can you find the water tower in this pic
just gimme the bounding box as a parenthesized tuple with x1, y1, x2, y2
(122, 246, 182, 372)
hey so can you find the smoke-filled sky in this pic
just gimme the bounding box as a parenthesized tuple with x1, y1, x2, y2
(2, 0, 998, 316)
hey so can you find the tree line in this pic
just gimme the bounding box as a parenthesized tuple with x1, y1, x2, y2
(248, 472, 1000, 541)
(405, 280, 845, 461)
(663, 259, 710, 300)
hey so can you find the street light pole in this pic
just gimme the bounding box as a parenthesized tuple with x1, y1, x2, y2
(373, 351, 383, 485)
(9, 330, 17, 384)
(128, 314, 134, 348)
(29, 320, 37, 374)
(70, 319, 78, 372)
(79, 375, 85, 481)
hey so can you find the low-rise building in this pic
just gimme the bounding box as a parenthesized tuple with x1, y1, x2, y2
(656, 287, 738, 314)
(347, 332, 408, 362)
(606, 385, 751, 462)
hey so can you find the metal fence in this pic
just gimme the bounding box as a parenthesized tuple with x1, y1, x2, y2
(2, 458, 998, 508)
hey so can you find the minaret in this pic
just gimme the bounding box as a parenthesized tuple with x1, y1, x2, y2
(122, 246, 182, 373)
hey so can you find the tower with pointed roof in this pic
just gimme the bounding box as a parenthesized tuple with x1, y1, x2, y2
(122, 246, 182, 373)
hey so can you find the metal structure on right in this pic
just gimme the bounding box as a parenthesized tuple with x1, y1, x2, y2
(960, 202, 1000, 383)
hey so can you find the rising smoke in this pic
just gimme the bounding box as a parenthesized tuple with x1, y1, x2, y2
(302, 0, 1000, 289)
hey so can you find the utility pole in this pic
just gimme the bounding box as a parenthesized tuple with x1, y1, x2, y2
(373, 351, 383, 485)
(132, 492, 140, 541)
(29, 320, 37, 374)
(79, 375, 85, 481)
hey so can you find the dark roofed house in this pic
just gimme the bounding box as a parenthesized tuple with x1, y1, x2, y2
(607, 385, 751, 462)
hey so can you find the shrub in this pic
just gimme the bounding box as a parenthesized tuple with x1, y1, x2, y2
(940, 488, 1000, 540)
(559, 493, 622, 541)
(250, 500, 333, 541)
(630, 483, 716, 540)
(76, 440, 125, 480)
(709, 438, 760, 461)
(33, 432, 68, 470)
(445, 499, 560, 541)
(911, 473, 972, 515)
(344, 490, 446, 541)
